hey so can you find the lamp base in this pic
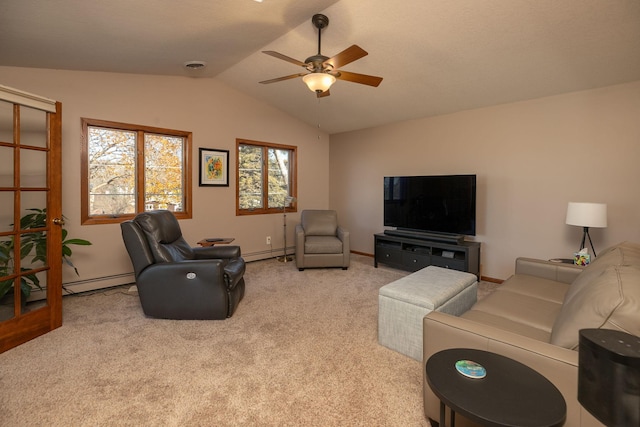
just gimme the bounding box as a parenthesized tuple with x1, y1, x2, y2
(277, 255, 293, 263)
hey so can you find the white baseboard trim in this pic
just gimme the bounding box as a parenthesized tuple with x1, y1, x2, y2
(27, 250, 294, 301)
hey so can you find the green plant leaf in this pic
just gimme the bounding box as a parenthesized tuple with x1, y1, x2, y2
(0, 279, 13, 300)
(20, 242, 34, 260)
(63, 239, 92, 246)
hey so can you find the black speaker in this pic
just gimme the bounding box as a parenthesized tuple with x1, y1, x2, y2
(578, 329, 640, 427)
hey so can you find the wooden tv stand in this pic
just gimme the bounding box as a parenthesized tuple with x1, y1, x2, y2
(374, 233, 480, 277)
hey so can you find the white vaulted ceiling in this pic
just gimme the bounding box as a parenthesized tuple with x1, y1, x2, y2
(2, 0, 639, 134)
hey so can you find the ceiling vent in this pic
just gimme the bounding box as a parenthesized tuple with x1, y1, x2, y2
(184, 61, 207, 70)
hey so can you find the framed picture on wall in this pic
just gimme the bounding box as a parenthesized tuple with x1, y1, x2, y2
(199, 148, 229, 187)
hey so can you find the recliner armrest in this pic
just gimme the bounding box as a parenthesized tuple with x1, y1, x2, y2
(193, 245, 241, 259)
(223, 258, 246, 291)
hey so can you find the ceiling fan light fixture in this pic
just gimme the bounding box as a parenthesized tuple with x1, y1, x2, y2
(302, 73, 336, 93)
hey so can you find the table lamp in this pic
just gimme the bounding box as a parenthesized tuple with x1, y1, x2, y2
(578, 329, 640, 427)
(565, 202, 607, 257)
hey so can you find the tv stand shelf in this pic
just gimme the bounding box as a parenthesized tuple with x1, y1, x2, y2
(374, 233, 480, 277)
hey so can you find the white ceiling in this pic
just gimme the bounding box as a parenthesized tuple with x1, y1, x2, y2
(2, 0, 640, 134)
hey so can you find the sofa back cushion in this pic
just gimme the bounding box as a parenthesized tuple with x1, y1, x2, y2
(550, 242, 640, 349)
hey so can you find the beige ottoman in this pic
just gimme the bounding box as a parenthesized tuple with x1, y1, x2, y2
(378, 266, 478, 361)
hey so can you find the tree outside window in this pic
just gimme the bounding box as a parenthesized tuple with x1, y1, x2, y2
(237, 139, 296, 215)
(81, 118, 192, 224)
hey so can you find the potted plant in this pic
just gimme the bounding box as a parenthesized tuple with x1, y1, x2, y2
(0, 208, 92, 305)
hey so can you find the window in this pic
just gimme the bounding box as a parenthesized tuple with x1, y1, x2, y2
(236, 139, 297, 215)
(81, 118, 192, 224)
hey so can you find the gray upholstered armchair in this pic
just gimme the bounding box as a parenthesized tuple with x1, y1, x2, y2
(120, 210, 245, 320)
(294, 210, 350, 271)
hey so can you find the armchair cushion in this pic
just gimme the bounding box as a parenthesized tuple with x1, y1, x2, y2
(301, 210, 338, 236)
(305, 235, 343, 254)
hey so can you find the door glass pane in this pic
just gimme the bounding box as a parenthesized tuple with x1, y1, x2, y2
(19, 106, 47, 148)
(27, 271, 48, 312)
(238, 144, 263, 209)
(0, 100, 13, 144)
(19, 195, 48, 293)
(0, 277, 16, 321)
(0, 193, 14, 232)
(0, 235, 15, 276)
(0, 235, 16, 321)
(21, 192, 47, 224)
(87, 126, 136, 216)
(20, 148, 47, 188)
(0, 146, 14, 187)
(145, 134, 184, 212)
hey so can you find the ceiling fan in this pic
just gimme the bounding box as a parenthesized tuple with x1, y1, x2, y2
(259, 14, 383, 97)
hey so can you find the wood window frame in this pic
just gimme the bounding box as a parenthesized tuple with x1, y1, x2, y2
(80, 118, 192, 225)
(236, 138, 297, 216)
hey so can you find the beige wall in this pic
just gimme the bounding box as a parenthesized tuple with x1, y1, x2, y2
(3, 66, 638, 287)
(1, 66, 330, 292)
(329, 81, 640, 280)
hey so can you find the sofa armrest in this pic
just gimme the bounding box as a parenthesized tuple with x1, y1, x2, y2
(515, 257, 583, 284)
(422, 311, 601, 427)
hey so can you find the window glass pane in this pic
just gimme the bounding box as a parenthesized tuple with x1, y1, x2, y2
(238, 144, 263, 210)
(88, 127, 136, 216)
(267, 148, 290, 209)
(144, 134, 184, 212)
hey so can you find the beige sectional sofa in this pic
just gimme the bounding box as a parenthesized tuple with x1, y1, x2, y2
(423, 241, 640, 427)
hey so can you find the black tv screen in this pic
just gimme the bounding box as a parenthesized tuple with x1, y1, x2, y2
(384, 174, 476, 236)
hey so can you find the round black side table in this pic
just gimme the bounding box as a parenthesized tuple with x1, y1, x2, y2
(426, 348, 566, 427)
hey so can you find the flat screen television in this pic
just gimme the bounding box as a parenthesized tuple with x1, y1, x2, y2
(383, 174, 476, 237)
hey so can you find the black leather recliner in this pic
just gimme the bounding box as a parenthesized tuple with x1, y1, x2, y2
(120, 210, 245, 320)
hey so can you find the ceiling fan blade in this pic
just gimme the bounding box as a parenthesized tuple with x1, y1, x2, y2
(259, 73, 307, 84)
(262, 51, 307, 67)
(317, 90, 331, 98)
(335, 71, 383, 87)
(323, 45, 368, 70)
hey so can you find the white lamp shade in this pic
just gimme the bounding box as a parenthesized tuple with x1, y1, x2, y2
(566, 202, 608, 228)
(302, 73, 336, 93)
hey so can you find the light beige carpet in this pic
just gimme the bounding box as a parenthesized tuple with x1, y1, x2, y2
(0, 255, 497, 426)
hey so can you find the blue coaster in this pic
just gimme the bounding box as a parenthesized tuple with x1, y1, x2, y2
(455, 360, 486, 379)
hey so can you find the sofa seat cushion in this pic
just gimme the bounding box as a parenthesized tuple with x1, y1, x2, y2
(461, 311, 554, 342)
(460, 274, 569, 342)
(551, 264, 640, 349)
(304, 235, 343, 254)
(495, 274, 570, 304)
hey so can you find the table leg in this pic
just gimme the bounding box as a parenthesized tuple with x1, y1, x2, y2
(439, 401, 456, 427)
